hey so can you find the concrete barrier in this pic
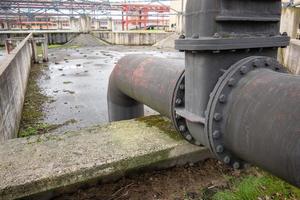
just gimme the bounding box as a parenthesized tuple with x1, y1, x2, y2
(0, 33, 33, 141)
(92, 31, 171, 45)
(0, 31, 79, 45)
(0, 116, 211, 200)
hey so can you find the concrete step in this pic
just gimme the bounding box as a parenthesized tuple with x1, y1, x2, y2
(0, 116, 211, 200)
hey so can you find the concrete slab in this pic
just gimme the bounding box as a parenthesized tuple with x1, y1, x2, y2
(0, 116, 211, 200)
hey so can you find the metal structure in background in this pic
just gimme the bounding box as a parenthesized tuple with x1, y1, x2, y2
(108, 0, 300, 188)
(0, 0, 172, 30)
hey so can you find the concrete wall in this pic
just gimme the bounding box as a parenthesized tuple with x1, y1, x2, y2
(279, 39, 300, 74)
(92, 31, 171, 45)
(0, 32, 79, 46)
(279, 6, 300, 74)
(0, 33, 33, 141)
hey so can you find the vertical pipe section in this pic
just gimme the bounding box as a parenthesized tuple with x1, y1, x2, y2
(223, 69, 300, 186)
(108, 55, 184, 122)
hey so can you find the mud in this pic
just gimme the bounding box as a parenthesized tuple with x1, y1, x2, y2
(38, 46, 184, 133)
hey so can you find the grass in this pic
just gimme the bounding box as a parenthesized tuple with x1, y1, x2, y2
(212, 169, 300, 200)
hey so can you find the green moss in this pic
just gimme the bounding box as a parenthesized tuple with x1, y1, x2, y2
(212, 169, 300, 200)
(63, 81, 73, 84)
(19, 63, 49, 137)
(19, 63, 78, 137)
(113, 148, 171, 173)
(19, 123, 61, 138)
(48, 44, 63, 49)
(136, 115, 182, 141)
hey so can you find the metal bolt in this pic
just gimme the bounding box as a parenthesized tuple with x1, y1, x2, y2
(224, 156, 231, 164)
(228, 78, 236, 87)
(175, 98, 182, 105)
(179, 84, 185, 90)
(213, 33, 221, 38)
(179, 35, 185, 39)
(214, 113, 222, 121)
(212, 130, 221, 139)
(233, 162, 240, 169)
(240, 66, 249, 75)
(179, 125, 186, 132)
(186, 134, 192, 141)
(218, 94, 226, 103)
(192, 33, 199, 39)
(216, 145, 224, 153)
(212, 50, 220, 54)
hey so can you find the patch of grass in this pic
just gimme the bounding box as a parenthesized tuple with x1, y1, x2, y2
(19, 123, 60, 137)
(212, 170, 300, 200)
(19, 119, 77, 137)
(63, 81, 73, 84)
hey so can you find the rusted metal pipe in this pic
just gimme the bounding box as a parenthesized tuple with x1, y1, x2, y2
(108, 55, 184, 122)
(224, 69, 300, 186)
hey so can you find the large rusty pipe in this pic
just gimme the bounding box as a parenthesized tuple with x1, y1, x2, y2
(108, 55, 184, 122)
(223, 69, 300, 186)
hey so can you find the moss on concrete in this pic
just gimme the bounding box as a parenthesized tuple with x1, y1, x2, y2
(136, 115, 182, 141)
(19, 63, 50, 137)
(18, 63, 77, 137)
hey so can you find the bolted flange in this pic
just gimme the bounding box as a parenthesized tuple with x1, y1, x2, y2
(171, 73, 202, 146)
(205, 56, 287, 169)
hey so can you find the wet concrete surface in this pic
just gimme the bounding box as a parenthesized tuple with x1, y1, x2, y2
(40, 46, 184, 133)
(0, 49, 5, 62)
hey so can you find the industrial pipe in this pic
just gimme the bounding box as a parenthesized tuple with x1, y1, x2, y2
(107, 0, 300, 188)
(225, 69, 300, 186)
(108, 55, 184, 122)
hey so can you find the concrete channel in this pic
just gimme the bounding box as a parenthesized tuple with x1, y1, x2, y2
(0, 33, 213, 199)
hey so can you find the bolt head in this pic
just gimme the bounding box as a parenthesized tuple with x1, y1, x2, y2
(179, 125, 186, 132)
(179, 35, 185, 39)
(179, 84, 185, 90)
(214, 113, 222, 122)
(216, 145, 224, 153)
(240, 66, 249, 75)
(224, 156, 231, 164)
(218, 94, 226, 103)
(175, 98, 182, 105)
(212, 130, 221, 139)
(233, 162, 240, 169)
(228, 78, 236, 87)
(186, 134, 192, 141)
(213, 33, 221, 38)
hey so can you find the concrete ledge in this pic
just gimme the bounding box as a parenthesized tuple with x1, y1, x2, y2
(0, 116, 211, 200)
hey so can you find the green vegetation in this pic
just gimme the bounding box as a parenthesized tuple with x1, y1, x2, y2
(63, 81, 73, 84)
(19, 123, 60, 137)
(211, 169, 300, 200)
(136, 115, 182, 141)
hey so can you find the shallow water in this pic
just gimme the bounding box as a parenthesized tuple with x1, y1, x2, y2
(39, 46, 184, 133)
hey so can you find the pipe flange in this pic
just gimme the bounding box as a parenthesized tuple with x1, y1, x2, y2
(205, 56, 286, 169)
(171, 73, 202, 146)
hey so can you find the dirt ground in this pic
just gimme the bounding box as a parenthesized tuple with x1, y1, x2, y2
(53, 159, 239, 200)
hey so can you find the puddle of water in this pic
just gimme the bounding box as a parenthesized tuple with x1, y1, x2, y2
(39, 46, 184, 133)
(0, 49, 6, 63)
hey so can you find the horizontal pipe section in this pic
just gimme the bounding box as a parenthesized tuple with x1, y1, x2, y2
(108, 55, 184, 122)
(223, 68, 300, 187)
